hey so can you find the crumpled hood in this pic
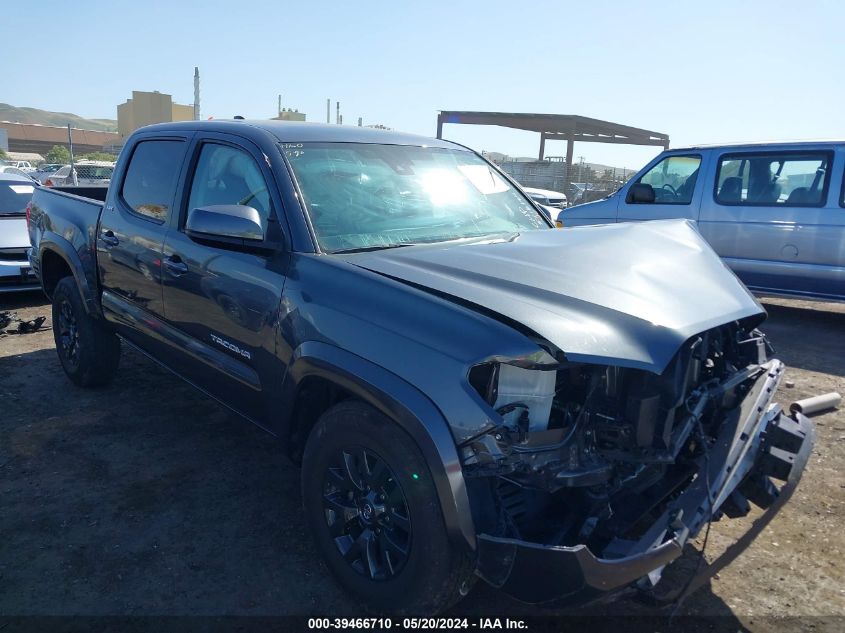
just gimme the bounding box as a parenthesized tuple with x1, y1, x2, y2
(0, 216, 29, 250)
(338, 220, 764, 373)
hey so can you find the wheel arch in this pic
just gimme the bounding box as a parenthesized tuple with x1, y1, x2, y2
(38, 233, 99, 316)
(280, 340, 476, 552)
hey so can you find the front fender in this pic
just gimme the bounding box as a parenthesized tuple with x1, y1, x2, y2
(280, 340, 476, 552)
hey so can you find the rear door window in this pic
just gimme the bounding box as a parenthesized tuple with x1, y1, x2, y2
(121, 140, 186, 222)
(635, 155, 701, 204)
(715, 152, 831, 206)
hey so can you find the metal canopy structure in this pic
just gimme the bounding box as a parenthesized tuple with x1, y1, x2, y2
(436, 111, 670, 186)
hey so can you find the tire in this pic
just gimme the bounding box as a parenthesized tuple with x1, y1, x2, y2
(51, 276, 121, 387)
(302, 400, 474, 614)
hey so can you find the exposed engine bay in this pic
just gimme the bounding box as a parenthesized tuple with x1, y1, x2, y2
(462, 319, 775, 559)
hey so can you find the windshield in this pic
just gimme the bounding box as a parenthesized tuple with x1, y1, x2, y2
(283, 142, 547, 252)
(0, 181, 34, 216)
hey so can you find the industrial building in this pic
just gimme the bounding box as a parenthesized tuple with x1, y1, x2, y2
(0, 121, 120, 156)
(117, 90, 194, 138)
(272, 109, 306, 122)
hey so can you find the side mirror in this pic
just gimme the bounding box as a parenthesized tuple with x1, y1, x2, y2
(186, 205, 265, 243)
(627, 183, 655, 204)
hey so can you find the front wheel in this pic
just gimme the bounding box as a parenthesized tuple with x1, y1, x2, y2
(302, 401, 474, 614)
(52, 276, 121, 387)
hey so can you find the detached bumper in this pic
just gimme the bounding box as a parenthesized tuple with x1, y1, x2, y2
(475, 360, 815, 605)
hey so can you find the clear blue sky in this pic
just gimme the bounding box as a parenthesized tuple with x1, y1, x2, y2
(3, 0, 843, 170)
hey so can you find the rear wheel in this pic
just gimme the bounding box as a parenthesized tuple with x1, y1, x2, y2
(302, 401, 474, 614)
(52, 276, 121, 387)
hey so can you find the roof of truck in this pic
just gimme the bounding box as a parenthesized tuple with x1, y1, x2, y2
(670, 139, 845, 151)
(138, 120, 461, 149)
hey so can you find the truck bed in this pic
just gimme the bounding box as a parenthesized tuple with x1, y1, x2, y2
(50, 186, 110, 203)
(28, 185, 107, 311)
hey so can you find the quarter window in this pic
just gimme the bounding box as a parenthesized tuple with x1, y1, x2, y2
(121, 140, 186, 222)
(635, 155, 701, 204)
(187, 144, 272, 231)
(715, 152, 830, 206)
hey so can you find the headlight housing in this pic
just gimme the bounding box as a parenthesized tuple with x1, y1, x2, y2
(469, 350, 559, 432)
(495, 364, 556, 431)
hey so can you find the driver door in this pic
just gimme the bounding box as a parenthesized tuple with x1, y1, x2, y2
(618, 154, 705, 222)
(160, 134, 289, 426)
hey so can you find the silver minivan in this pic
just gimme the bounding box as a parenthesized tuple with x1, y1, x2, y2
(560, 141, 845, 302)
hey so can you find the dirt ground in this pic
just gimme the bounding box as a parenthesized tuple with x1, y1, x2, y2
(1, 292, 843, 631)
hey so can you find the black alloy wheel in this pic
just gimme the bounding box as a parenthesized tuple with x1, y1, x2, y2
(51, 276, 121, 387)
(323, 447, 412, 580)
(302, 401, 475, 613)
(57, 298, 81, 368)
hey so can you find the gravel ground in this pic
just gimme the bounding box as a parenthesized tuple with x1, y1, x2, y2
(1, 292, 842, 631)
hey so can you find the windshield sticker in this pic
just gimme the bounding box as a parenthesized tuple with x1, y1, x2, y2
(281, 143, 305, 159)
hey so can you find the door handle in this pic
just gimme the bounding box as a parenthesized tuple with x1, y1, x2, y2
(164, 255, 189, 276)
(100, 230, 119, 247)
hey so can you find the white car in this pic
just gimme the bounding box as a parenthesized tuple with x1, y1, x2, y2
(6, 160, 36, 173)
(0, 165, 39, 182)
(0, 172, 39, 292)
(522, 186, 568, 209)
(31, 163, 66, 184)
(45, 160, 115, 187)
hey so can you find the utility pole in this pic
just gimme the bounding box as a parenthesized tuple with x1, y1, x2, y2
(193, 67, 200, 120)
(67, 124, 77, 186)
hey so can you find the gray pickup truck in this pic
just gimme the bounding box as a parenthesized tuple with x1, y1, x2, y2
(27, 120, 813, 613)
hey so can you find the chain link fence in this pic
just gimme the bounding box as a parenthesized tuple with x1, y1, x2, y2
(492, 156, 637, 207)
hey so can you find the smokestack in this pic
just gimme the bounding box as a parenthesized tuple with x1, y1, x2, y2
(193, 67, 200, 121)
(278, 94, 281, 117)
(357, 117, 362, 127)
(336, 101, 340, 125)
(326, 99, 330, 124)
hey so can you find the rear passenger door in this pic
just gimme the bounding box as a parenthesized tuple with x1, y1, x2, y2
(98, 135, 191, 346)
(617, 153, 705, 222)
(698, 149, 843, 299)
(160, 133, 289, 426)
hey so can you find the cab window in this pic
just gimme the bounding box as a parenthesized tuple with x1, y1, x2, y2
(121, 140, 186, 222)
(634, 155, 701, 204)
(715, 152, 831, 206)
(187, 144, 272, 232)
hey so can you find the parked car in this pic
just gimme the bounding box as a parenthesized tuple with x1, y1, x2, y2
(0, 173, 40, 292)
(31, 163, 65, 184)
(28, 121, 813, 613)
(6, 160, 36, 173)
(522, 186, 568, 209)
(0, 165, 38, 182)
(44, 160, 114, 187)
(560, 141, 845, 302)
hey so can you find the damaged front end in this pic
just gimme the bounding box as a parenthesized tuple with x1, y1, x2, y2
(461, 320, 815, 605)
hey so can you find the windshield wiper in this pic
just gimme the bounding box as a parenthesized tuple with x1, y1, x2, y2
(333, 243, 415, 254)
